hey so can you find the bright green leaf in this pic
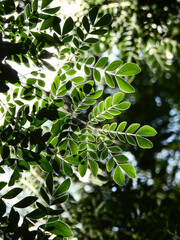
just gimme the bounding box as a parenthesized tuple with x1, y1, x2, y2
(116, 63, 141, 76)
(136, 125, 157, 136)
(120, 164, 136, 178)
(113, 166, 124, 185)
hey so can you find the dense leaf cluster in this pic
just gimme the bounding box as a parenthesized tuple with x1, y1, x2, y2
(0, 0, 157, 239)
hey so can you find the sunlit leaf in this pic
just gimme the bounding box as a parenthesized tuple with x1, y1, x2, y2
(113, 166, 124, 185)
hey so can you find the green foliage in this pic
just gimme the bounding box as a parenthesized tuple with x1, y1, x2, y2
(0, 1, 158, 239)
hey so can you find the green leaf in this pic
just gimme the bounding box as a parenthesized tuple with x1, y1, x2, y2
(106, 60, 123, 71)
(63, 162, 73, 176)
(41, 0, 53, 9)
(14, 196, 38, 208)
(40, 187, 50, 204)
(106, 157, 114, 172)
(109, 122, 117, 131)
(25, 3, 31, 18)
(136, 136, 153, 149)
(26, 209, 46, 219)
(41, 16, 60, 31)
(105, 96, 112, 109)
(120, 164, 136, 178)
(105, 72, 115, 88)
(114, 102, 131, 110)
(85, 38, 99, 44)
(78, 160, 88, 177)
(54, 178, 71, 196)
(38, 79, 45, 87)
(71, 76, 84, 83)
(94, 14, 112, 27)
(101, 149, 108, 160)
(116, 63, 141, 76)
(114, 154, 129, 162)
(95, 57, 108, 68)
(51, 194, 69, 205)
(32, 0, 38, 12)
(113, 166, 124, 185)
(136, 125, 157, 136)
(2, 188, 23, 199)
(62, 17, 74, 35)
(112, 92, 124, 105)
(116, 76, 135, 93)
(85, 57, 95, 65)
(84, 65, 91, 76)
(0, 166, 5, 173)
(89, 6, 99, 25)
(126, 135, 136, 146)
(43, 7, 60, 14)
(69, 140, 78, 155)
(89, 160, 98, 177)
(90, 29, 108, 35)
(77, 27, 84, 41)
(82, 16, 90, 32)
(27, 78, 36, 85)
(40, 220, 73, 237)
(93, 69, 101, 82)
(0, 182, 7, 190)
(46, 173, 53, 195)
(98, 101, 104, 113)
(126, 123, 140, 133)
(66, 69, 76, 76)
(89, 90, 103, 99)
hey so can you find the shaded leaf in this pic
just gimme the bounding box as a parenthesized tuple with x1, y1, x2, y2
(2, 188, 23, 199)
(94, 14, 112, 27)
(14, 196, 38, 208)
(62, 17, 74, 35)
(89, 6, 99, 25)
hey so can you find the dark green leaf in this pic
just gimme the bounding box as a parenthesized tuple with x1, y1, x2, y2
(54, 178, 71, 196)
(2, 188, 23, 199)
(51, 194, 69, 205)
(62, 17, 74, 35)
(0, 182, 7, 190)
(77, 27, 84, 41)
(82, 16, 90, 32)
(43, 7, 60, 14)
(90, 29, 108, 35)
(41, 0, 53, 9)
(94, 14, 112, 27)
(63, 161, 73, 176)
(14, 196, 38, 208)
(26, 209, 46, 219)
(0, 166, 5, 174)
(46, 173, 53, 195)
(40, 187, 50, 204)
(89, 6, 99, 25)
